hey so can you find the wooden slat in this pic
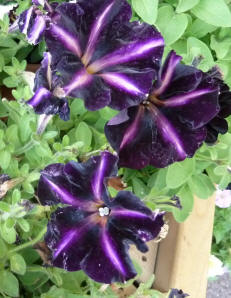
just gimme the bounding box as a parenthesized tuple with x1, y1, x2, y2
(153, 195, 215, 298)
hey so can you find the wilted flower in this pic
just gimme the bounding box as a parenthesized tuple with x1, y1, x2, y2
(13, 0, 47, 44)
(105, 50, 220, 169)
(33, 0, 164, 112)
(27, 52, 70, 121)
(205, 67, 231, 144)
(38, 151, 164, 283)
(168, 288, 189, 298)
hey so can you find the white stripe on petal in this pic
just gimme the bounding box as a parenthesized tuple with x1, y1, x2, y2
(88, 38, 164, 72)
(99, 73, 144, 96)
(50, 24, 82, 57)
(82, 1, 114, 65)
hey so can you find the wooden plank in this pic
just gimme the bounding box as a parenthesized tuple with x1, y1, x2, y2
(116, 241, 159, 297)
(153, 195, 216, 298)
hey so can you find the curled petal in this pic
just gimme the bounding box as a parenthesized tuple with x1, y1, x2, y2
(153, 51, 203, 98)
(38, 151, 118, 206)
(204, 68, 231, 144)
(18, 7, 46, 45)
(109, 191, 164, 250)
(27, 87, 70, 121)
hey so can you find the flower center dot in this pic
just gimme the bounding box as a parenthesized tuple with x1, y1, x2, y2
(99, 206, 110, 217)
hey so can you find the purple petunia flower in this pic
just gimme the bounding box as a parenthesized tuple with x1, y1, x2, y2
(27, 52, 70, 120)
(105, 50, 220, 169)
(37, 151, 164, 283)
(31, 0, 164, 112)
(205, 67, 231, 145)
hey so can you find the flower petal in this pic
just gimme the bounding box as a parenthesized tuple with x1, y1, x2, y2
(109, 191, 164, 250)
(44, 3, 84, 60)
(153, 51, 203, 98)
(105, 105, 207, 168)
(38, 163, 91, 207)
(45, 207, 96, 271)
(204, 68, 231, 144)
(48, 24, 82, 58)
(38, 151, 118, 206)
(18, 7, 45, 45)
(64, 75, 111, 111)
(154, 51, 182, 96)
(80, 227, 136, 283)
(27, 87, 70, 121)
(88, 31, 164, 72)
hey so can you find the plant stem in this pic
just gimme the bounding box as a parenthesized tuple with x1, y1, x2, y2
(14, 139, 38, 155)
(8, 226, 47, 255)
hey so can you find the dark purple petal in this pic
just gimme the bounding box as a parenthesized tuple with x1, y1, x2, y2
(64, 74, 111, 111)
(34, 52, 52, 90)
(44, 3, 85, 62)
(38, 151, 118, 206)
(206, 117, 228, 145)
(80, 227, 137, 283)
(108, 191, 164, 251)
(153, 51, 203, 98)
(204, 67, 231, 144)
(105, 105, 207, 169)
(48, 23, 82, 58)
(18, 7, 46, 45)
(150, 51, 181, 96)
(88, 35, 164, 73)
(45, 207, 96, 271)
(38, 163, 90, 207)
(27, 87, 70, 121)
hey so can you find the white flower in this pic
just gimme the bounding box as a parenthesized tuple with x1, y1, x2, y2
(215, 188, 231, 208)
(208, 255, 228, 278)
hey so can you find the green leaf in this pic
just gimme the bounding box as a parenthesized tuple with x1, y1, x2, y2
(0, 201, 10, 212)
(99, 107, 118, 121)
(0, 150, 11, 169)
(187, 19, 217, 39)
(10, 254, 27, 275)
(173, 184, 194, 222)
(0, 53, 5, 72)
(132, 177, 148, 197)
(132, 0, 158, 24)
(176, 0, 199, 13)
(210, 35, 231, 60)
(191, 0, 231, 27)
(0, 271, 19, 297)
(75, 122, 92, 150)
(184, 37, 214, 71)
(0, 239, 7, 259)
(188, 174, 215, 199)
(156, 6, 188, 45)
(166, 158, 195, 189)
(17, 218, 30, 232)
(19, 266, 49, 290)
(0, 223, 17, 244)
(12, 189, 21, 204)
